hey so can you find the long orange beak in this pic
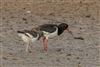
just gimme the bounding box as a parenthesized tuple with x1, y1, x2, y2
(66, 28, 74, 37)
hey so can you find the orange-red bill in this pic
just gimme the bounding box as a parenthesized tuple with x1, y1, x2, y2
(66, 28, 74, 37)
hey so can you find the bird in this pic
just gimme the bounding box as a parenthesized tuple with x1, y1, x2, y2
(32, 23, 73, 52)
(17, 30, 42, 52)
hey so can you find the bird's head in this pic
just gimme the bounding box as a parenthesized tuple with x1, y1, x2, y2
(58, 23, 68, 30)
(58, 23, 73, 36)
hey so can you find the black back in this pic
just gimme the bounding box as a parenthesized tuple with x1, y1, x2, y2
(39, 24, 58, 33)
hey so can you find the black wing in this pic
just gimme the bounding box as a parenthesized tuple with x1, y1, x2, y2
(39, 24, 58, 33)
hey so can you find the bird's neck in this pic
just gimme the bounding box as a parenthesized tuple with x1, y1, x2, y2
(58, 27, 64, 35)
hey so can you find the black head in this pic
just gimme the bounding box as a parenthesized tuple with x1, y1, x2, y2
(58, 23, 68, 30)
(58, 23, 73, 36)
(58, 23, 68, 35)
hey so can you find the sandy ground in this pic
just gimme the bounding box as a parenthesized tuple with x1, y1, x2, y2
(0, 0, 100, 67)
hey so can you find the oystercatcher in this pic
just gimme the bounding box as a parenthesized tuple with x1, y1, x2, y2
(32, 23, 73, 52)
(17, 30, 41, 52)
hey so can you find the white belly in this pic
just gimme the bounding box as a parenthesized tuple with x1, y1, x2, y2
(43, 27, 58, 39)
(48, 30, 57, 38)
(18, 33, 37, 43)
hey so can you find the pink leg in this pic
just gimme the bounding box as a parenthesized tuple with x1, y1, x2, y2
(43, 37, 48, 52)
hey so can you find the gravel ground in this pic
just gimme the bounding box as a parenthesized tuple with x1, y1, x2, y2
(0, 0, 100, 67)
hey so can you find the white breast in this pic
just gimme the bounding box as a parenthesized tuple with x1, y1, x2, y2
(43, 27, 58, 38)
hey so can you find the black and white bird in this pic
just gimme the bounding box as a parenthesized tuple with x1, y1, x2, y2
(17, 23, 73, 52)
(17, 30, 41, 52)
(32, 23, 73, 52)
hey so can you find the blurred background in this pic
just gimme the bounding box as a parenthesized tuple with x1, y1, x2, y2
(0, 0, 100, 67)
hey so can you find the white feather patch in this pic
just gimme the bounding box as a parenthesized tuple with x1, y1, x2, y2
(18, 32, 39, 43)
(18, 33, 30, 43)
(43, 26, 58, 38)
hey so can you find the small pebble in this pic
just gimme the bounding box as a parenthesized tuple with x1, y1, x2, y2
(26, 11, 31, 13)
(66, 54, 71, 56)
(2, 57, 8, 60)
(74, 37, 84, 40)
